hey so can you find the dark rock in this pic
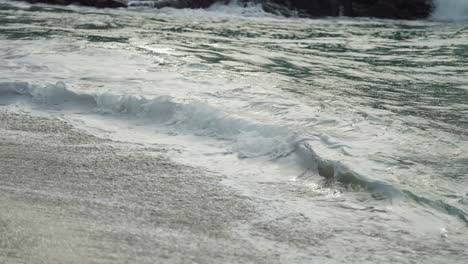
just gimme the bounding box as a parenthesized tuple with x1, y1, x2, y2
(348, 0, 433, 19)
(19, 0, 127, 8)
(267, 0, 433, 19)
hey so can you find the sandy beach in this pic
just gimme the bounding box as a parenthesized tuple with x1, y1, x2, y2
(0, 110, 280, 263)
(1, 108, 467, 263)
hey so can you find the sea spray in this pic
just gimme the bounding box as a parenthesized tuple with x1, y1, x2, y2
(432, 0, 468, 21)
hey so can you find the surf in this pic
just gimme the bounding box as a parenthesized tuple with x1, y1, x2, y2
(4, 80, 468, 227)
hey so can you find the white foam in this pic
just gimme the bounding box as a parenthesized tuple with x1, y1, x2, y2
(207, 0, 270, 17)
(432, 0, 468, 21)
(0, 81, 295, 158)
(128, 0, 275, 18)
(0, 81, 403, 199)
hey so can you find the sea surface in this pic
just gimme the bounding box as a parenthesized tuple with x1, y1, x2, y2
(0, 0, 467, 261)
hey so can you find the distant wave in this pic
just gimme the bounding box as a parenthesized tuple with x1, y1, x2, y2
(125, 0, 468, 21)
(128, 0, 272, 17)
(432, 0, 468, 21)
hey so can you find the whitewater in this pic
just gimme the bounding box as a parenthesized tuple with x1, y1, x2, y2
(0, 0, 467, 263)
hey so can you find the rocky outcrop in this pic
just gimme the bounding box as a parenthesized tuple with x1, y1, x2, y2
(338, 0, 433, 20)
(17, 0, 434, 20)
(264, 0, 433, 19)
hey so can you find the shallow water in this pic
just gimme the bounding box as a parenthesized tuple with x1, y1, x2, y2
(0, 0, 467, 261)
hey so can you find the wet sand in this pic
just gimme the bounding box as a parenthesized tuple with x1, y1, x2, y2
(0, 110, 277, 263)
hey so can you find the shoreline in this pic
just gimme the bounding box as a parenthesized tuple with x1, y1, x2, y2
(0, 110, 271, 263)
(1, 110, 467, 263)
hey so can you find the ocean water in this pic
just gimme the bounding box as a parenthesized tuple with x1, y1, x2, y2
(0, 0, 467, 260)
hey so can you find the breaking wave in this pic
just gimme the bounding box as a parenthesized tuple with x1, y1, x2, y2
(128, 0, 271, 17)
(1, 80, 467, 225)
(2, 81, 467, 224)
(0, 81, 401, 197)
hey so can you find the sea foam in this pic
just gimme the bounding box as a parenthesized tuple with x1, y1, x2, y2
(0, 81, 400, 198)
(4, 81, 468, 223)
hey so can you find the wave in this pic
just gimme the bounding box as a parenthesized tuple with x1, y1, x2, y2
(128, 0, 272, 17)
(207, 0, 269, 16)
(432, 0, 468, 21)
(0, 81, 399, 196)
(2, 81, 468, 224)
